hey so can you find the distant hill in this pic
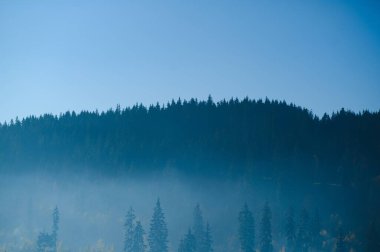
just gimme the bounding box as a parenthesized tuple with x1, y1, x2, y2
(0, 97, 379, 184)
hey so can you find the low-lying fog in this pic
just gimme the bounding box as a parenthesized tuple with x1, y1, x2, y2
(0, 167, 371, 252)
(0, 170, 271, 252)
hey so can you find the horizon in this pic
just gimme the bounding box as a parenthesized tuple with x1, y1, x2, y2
(2, 95, 380, 124)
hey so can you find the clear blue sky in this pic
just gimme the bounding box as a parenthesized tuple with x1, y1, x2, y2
(1, 0, 379, 121)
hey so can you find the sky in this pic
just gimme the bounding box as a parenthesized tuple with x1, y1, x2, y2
(0, 0, 380, 121)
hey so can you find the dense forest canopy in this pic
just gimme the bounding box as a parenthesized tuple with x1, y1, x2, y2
(1, 97, 379, 183)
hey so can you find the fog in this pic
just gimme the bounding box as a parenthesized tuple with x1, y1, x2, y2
(0, 169, 267, 252)
(0, 165, 377, 252)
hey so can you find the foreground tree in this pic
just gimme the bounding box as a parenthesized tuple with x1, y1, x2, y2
(52, 206, 59, 251)
(124, 207, 136, 252)
(238, 204, 255, 252)
(193, 204, 204, 252)
(201, 223, 213, 252)
(178, 229, 196, 252)
(37, 206, 59, 252)
(285, 207, 296, 251)
(259, 202, 273, 252)
(148, 199, 168, 252)
(133, 221, 146, 252)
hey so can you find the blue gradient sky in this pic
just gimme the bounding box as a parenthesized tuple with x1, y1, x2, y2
(1, 0, 379, 121)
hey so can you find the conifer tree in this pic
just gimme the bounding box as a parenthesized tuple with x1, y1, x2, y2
(193, 204, 205, 252)
(178, 229, 196, 252)
(37, 232, 54, 252)
(148, 199, 168, 252)
(259, 202, 273, 252)
(285, 207, 296, 251)
(133, 221, 146, 252)
(201, 223, 213, 252)
(238, 203, 255, 252)
(124, 207, 136, 252)
(37, 207, 59, 252)
(52, 206, 59, 252)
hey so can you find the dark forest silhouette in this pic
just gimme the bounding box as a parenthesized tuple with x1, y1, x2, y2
(1, 97, 379, 182)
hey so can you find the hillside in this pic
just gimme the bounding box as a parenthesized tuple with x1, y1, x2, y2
(1, 97, 379, 183)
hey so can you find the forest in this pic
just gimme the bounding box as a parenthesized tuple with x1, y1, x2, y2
(0, 97, 379, 252)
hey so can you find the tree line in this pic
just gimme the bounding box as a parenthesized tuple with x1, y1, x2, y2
(0, 96, 379, 186)
(34, 201, 380, 252)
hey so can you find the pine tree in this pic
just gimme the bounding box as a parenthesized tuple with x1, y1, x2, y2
(296, 208, 310, 252)
(37, 207, 59, 252)
(132, 221, 146, 252)
(238, 203, 255, 252)
(366, 222, 380, 252)
(37, 232, 54, 252)
(193, 204, 205, 252)
(148, 199, 168, 252)
(124, 207, 136, 252)
(201, 223, 213, 252)
(259, 202, 273, 252)
(51, 206, 59, 252)
(285, 207, 296, 251)
(178, 229, 196, 252)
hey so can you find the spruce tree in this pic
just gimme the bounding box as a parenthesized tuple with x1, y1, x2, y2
(52, 206, 59, 252)
(37, 207, 59, 252)
(133, 221, 146, 252)
(285, 207, 296, 251)
(37, 232, 54, 252)
(148, 199, 168, 252)
(178, 229, 196, 252)
(238, 203, 255, 252)
(124, 207, 136, 252)
(202, 223, 213, 252)
(259, 202, 273, 252)
(193, 204, 205, 252)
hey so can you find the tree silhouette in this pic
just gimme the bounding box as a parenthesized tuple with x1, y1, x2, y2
(178, 229, 196, 252)
(133, 221, 146, 252)
(193, 204, 205, 252)
(201, 223, 213, 252)
(148, 199, 168, 252)
(37, 207, 59, 252)
(259, 202, 273, 252)
(124, 207, 136, 252)
(238, 203, 255, 252)
(52, 207, 59, 251)
(285, 207, 296, 251)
